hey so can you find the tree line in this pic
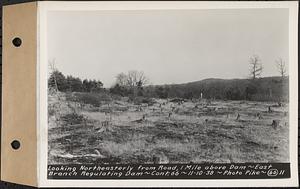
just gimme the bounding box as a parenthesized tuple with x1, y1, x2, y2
(48, 70, 103, 92)
(48, 55, 288, 102)
(142, 77, 288, 102)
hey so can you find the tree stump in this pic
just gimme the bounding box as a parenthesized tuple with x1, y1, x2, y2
(236, 113, 240, 120)
(268, 106, 272, 113)
(271, 120, 280, 129)
(256, 113, 262, 119)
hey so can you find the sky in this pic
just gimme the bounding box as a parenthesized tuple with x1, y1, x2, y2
(47, 9, 289, 87)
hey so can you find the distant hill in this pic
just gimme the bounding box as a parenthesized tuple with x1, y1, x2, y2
(145, 76, 289, 102)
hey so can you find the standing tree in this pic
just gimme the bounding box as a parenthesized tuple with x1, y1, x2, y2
(249, 55, 263, 79)
(127, 70, 149, 87)
(115, 70, 149, 88)
(48, 59, 59, 92)
(115, 73, 128, 87)
(276, 58, 287, 77)
(113, 70, 149, 97)
(48, 59, 70, 92)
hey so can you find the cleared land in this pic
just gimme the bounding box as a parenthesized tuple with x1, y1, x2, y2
(48, 92, 289, 164)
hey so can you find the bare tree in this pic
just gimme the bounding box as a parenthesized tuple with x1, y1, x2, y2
(49, 59, 57, 73)
(48, 59, 58, 92)
(276, 58, 287, 77)
(249, 55, 263, 79)
(126, 71, 137, 87)
(126, 70, 149, 87)
(115, 72, 128, 86)
(115, 70, 149, 88)
(135, 71, 149, 87)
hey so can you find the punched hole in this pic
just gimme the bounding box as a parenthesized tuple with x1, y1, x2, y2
(11, 140, 21, 150)
(12, 37, 22, 47)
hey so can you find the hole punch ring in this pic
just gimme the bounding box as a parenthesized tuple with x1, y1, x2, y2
(11, 140, 21, 150)
(12, 37, 22, 47)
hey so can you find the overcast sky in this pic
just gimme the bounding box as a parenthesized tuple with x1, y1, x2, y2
(47, 9, 289, 87)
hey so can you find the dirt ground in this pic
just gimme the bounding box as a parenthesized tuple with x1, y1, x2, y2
(48, 92, 289, 164)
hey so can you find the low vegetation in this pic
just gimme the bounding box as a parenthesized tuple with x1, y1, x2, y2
(48, 91, 289, 164)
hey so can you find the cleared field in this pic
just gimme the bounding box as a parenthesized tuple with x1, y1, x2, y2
(48, 92, 289, 164)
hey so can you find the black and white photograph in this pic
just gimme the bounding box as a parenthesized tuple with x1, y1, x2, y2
(39, 1, 298, 187)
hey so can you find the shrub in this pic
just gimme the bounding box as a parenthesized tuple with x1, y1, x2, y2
(61, 113, 87, 125)
(68, 92, 112, 107)
(132, 96, 155, 106)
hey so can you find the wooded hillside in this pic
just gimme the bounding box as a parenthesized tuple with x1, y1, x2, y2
(142, 77, 289, 102)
